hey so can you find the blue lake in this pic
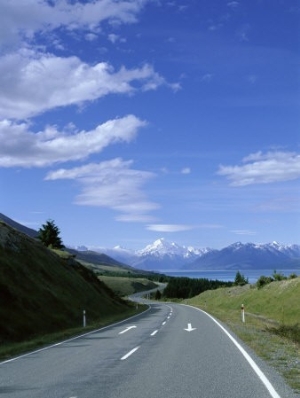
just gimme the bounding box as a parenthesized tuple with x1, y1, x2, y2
(162, 269, 300, 284)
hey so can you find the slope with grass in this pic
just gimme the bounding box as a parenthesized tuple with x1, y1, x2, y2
(98, 275, 158, 297)
(0, 221, 132, 344)
(184, 278, 300, 393)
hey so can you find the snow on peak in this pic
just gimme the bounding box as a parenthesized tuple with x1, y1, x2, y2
(136, 238, 210, 259)
(138, 238, 183, 256)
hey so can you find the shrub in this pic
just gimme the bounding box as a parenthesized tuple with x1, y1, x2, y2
(289, 273, 298, 279)
(256, 275, 273, 288)
(272, 270, 287, 281)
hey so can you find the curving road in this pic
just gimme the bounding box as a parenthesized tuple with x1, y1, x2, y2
(0, 301, 297, 398)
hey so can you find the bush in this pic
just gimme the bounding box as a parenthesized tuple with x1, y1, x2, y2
(256, 275, 273, 288)
(272, 270, 287, 281)
(289, 273, 298, 279)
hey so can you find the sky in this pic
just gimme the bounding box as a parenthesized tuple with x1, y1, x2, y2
(1, 0, 299, 250)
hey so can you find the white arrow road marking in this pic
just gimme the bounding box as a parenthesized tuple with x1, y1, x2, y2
(184, 323, 197, 332)
(121, 346, 140, 360)
(119, 326, 137, 335)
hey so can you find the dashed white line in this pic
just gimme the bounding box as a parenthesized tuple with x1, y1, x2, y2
(151, 330, 158, 336)
(162, 321, 166, 326)
(120, 346, 140, 361)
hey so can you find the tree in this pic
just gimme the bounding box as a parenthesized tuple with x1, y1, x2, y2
(234, 271, 248, 286)
(154, 289, 162, 300)
(37, 219, 64, 249)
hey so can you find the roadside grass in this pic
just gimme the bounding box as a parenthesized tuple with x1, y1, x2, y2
(0, 304, 147, 361)
(184, 277, 300, 394)
(98, 275, 158, 297)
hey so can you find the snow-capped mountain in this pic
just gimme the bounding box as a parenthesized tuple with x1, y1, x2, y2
(186, 241, 300, 270)
(71, 238, 300, 272)
(88, 238, 212, 271)
(132, 238, 211, 270)
(137, 238, 210, 258)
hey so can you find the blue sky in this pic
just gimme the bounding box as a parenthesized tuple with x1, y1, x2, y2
(1, 0, 299, 250)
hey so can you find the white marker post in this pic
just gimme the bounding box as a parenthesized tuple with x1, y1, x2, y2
(83, 310, 86, 327)
(241, 304, 245, 323)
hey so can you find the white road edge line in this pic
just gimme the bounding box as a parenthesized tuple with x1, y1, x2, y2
(182, 304, 281, 398)
(151, 330, 158, 336)
(121, 346, 140, 360)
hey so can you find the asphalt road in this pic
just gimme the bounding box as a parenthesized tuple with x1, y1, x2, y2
(0, 301, 297, 398)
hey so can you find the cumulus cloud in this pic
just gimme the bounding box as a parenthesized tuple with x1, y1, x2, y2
(146, 224, 195, 232)
(0, 51, 170, 119)
(0, 0, 149, 49)
(218, 151, 300, 186)
(0, 115, 146, 167)
(45, 158, 159, 222)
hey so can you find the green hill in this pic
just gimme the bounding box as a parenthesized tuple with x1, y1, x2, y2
(0, 221, 132, 344)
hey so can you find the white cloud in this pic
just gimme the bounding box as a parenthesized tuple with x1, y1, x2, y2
(85, 33, 98, 42)
(181, 167, 191, 174)
(0, 0, 149, 49)
(231, 230, 256, 236)
(218, 151, 300, 186)
(201, 73, 213, 82)
(108, 33, 126, 44)
(0, 115, 146, 167)
(0, 51, 169, 119)
(227, 2, 239, 8)
(45, 158, 159, 222)
(146, 224, 195, 232)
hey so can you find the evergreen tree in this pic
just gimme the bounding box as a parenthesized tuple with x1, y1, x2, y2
(38, 219, 64, 249)
(234, 271, 248, 286)
(154, 289, 162, 300)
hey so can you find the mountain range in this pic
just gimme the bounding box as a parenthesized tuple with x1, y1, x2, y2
(1, 213, 300, 272)
(85, 238, 300, 271)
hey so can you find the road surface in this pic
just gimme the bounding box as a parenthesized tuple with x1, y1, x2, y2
(0, 301, 297, 398)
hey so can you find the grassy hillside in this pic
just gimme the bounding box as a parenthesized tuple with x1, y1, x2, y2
(99, 275, 158, 297)
(184, 278, 300, 392)
(0, 221, 132, 344)
(185, 277, 300, 326)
